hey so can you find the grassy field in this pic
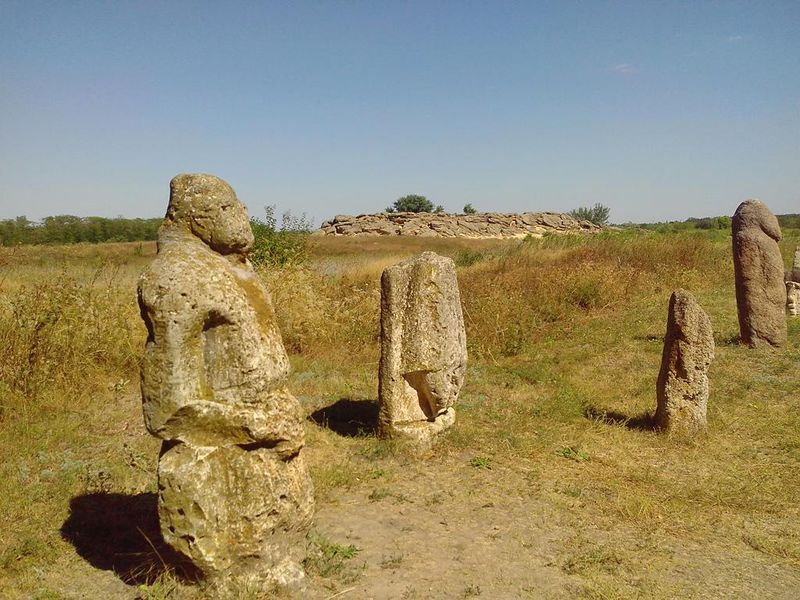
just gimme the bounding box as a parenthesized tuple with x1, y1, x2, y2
(1, 228, 799, 599)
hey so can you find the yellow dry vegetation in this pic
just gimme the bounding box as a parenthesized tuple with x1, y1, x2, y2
(0, 229, 798, 598)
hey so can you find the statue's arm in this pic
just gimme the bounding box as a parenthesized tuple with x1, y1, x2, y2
(140, 280, 304, 457)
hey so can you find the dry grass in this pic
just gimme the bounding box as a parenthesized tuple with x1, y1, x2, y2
(1, 229, 799, 598)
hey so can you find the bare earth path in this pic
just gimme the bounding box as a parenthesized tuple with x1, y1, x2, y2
(306, 456, 800, 599)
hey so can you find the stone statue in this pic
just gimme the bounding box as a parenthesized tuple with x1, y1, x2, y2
(137, 174, 313, 593)
(655, 290, 715, 434)
(788, 281, 800, 317)
(378, 251, 467, 448)
(787, 246, 800, 284)
(732, 199, 787, 348)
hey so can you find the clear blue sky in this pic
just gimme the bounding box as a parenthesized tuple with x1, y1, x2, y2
(1, 1, 797, 224)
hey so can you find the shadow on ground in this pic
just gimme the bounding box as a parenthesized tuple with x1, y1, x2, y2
(60, 492, 199, 585)
(584, 406, 657, 431)
(308, 398, 379, 437)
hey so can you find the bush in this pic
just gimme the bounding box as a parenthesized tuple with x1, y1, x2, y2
(386, 195, 434, 213)
(569, 203, 610, 226)
(463, 204, 477, 214)
(249, 206, 312, 269)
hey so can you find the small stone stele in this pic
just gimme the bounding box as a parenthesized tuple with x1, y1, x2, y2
(378, 251, 467, 448)
(787, 281, 800, 317)
(137, 174, 313, 593)
(787, 246, 800, 283)
(732, 199, 787, 348)
(655, 289, 714, 434)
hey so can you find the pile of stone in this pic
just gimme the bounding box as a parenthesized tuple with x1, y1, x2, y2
(315, 211, 600, 238)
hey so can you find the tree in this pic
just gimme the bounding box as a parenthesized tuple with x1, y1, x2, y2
(463, 203, 477, 214)
(569, 203, 610, 226)
(386, 194, 435, 213)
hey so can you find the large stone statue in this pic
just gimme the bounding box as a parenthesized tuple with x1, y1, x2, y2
(137, 174, 313, 593)
(732, 199, 787, 348)
(655, 290, 715, 434)
(378, 252, 467, 448)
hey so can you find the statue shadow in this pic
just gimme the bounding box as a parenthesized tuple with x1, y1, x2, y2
(584, 406, 657, 432)
(60, 492, 200, 585)
(308, 398, 379, 437)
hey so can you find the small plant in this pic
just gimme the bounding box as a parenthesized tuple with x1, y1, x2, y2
(463, 203, 477, 214)
(380, 553, 404, 569)
(136, 576, 177, 600)
(561, 546, 623, 575)
(454, 249, 486, 268)
(469, 456, 492, 470)
(304, 532, 361, 579)
(368, 487, 390, 502)
(463, 584, 482, 597)
(556, 446, 590, 462)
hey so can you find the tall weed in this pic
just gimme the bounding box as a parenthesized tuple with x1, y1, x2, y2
(0, 265, 140, 421)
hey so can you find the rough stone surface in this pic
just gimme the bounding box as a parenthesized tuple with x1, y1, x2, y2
(314, 211, 600, 238)
(787, 281, 800, 317)
(137, 174, 313, 593)
(732, 199, 787, 348)
(655, 289, 715, 434)
(378, 252, 467, 448)
(787, 246, 800, 283)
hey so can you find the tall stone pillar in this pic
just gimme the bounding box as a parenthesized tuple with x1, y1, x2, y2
(655, 289, 715, 434)
(378, 252, 467, 449)
(732, 199, 786, 348)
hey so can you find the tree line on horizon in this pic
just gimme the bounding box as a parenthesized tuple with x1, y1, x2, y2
(0, 215, 163, 246)
(633, 213, 800, 232)
(1, 210, 798, 247)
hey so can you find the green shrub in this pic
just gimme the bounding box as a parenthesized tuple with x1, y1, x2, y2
(454, 249, 486, 267)
(569, 203, 611, 226)
(249, 206, 312, 269)
(386, 195, 435, 213)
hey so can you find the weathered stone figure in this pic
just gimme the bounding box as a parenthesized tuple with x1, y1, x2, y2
(732, 199, 787, 348)
(787, 246, 800, 283)
(137, 174, 313, 592)
(787, 281, 800, 317)
(378, 251, 467, 447)
(655, 289, 715, 434)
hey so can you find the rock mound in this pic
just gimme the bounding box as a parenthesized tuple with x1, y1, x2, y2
(315, 212, 600, 238)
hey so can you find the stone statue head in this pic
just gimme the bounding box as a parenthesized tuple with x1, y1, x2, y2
(163, 173, 254, 255)
(732, 198, 782, 242)
(787, 281, 800, 316)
